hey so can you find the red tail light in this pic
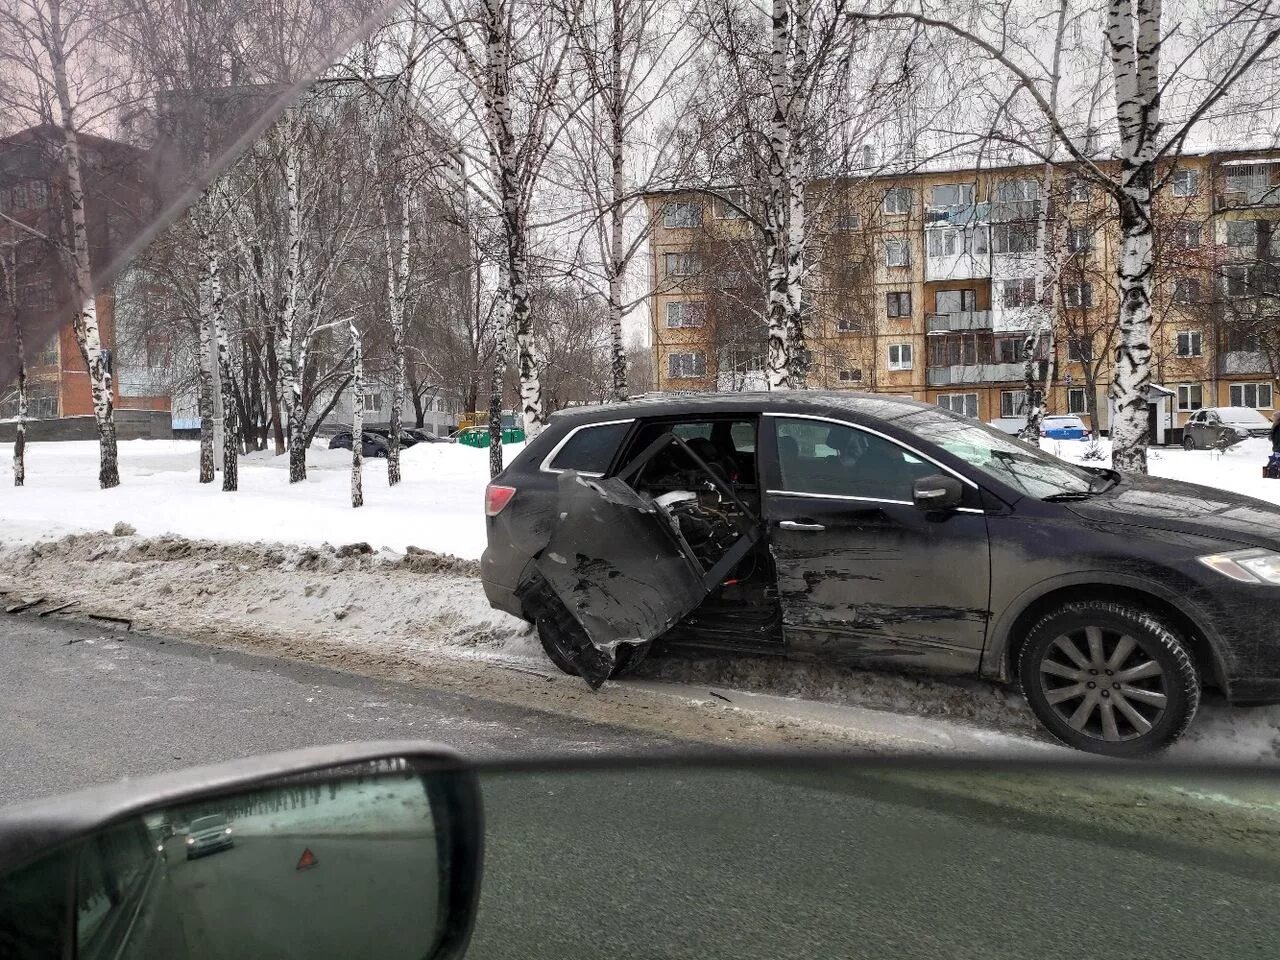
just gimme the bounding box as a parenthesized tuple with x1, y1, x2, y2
(485, 484, 517, 517)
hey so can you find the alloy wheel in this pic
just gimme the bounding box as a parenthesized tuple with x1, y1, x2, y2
(1037, 626, 1168, 742)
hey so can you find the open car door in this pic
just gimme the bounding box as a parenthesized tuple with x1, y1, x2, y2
(518, 433, 762, 687)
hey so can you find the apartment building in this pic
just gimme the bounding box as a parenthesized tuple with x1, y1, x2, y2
(645, 149, 1280, 433)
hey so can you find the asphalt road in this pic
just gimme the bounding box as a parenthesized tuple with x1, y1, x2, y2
(0, 614, 672, 805)
(467, 765, 1280, 960)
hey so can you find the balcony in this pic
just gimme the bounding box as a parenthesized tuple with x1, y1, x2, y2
(927, 310, 992, 334)
(927, 362, 1027, 387)
(1219, 350, 1272, 375)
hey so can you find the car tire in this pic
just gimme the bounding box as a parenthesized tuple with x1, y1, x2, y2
(1183, 435, 1196, 451)
(536, 615, 650, 682)
(1017, 601, 1200, 757)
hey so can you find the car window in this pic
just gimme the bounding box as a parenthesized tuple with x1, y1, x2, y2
(547, 422, 630, 474)
(672, 423, 713, 441)
(896, 408, 1097, 498)
(772, 419, 935, 501)
(730, 421, 756, 452)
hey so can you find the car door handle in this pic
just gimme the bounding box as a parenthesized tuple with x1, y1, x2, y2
(779, 520, 825, 532)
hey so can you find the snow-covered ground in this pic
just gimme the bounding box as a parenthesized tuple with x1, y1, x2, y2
(0, 439, 514, 560)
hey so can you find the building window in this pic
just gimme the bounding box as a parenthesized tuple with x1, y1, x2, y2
(1068, 387, 1087, 414)
(1066, 225, 1093, 252)
(935, 289, 976, 314)
(668, 351, 707, 378)
(1000, 390, 1028, 418)
(1176, 330, 1203, 358)
(1177, 383, 1203, 411)
(665, 301, 705, 328)
(937, 393, 979, 418)
(885, 291, 911, 317)
(1223, 264, 1252, 297)
(1173, 222, 1202, 249)
(1171, 168, 1199, 197)
(995, 335, 1025, 364)
(833, 213, 861, 231)
(33, 335, 58, 367)
(838, 368, 863, 383)
(1069, 180, 1093, 203)
(992, 178, 1040, 220)
(662, 201, 702, 228)
(991, 222, 1037, 253)
(1225, 219, 1257, 247)
(363, 393, 383, 412)
(928, 183, 974, 210)
(1067, 338, 1092, 362)
(887, 343, 913, 371)
(1227, 328, 1262, 353)
(1173, 277, 1201, 304)
(664, 252, 701, 277)
(884, 239, 910, 267)
(837, 313, 871, 334)
(1000, 277, 1037, 308)
(1063, 282, 1094, 308)
(1230, 382, 1274, 409)
(882, 187, 912, 215)
(713, 191, 746, 219)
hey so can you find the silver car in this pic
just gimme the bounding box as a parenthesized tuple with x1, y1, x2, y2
(1182, 407, 1272, 450)
(184, 814, 234, 859)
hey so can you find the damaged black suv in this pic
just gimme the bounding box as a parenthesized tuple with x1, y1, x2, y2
(481, 392, 1280, 756)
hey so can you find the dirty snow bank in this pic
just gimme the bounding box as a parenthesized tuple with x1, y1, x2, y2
(0, 532, 539, 663)
(0, 439, 516, 560)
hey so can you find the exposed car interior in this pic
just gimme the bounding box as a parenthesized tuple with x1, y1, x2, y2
(615, 416, 783, 649)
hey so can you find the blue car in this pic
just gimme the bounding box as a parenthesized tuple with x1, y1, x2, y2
(1040, 415, 1090, 440)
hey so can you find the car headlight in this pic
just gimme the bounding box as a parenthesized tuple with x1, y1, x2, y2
(185, 837, 195, 845)
(1199, 549, 1280, 584)
(225, 828, 232, 835)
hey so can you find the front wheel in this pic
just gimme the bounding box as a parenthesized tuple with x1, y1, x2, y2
(1018, 601, 1200, 757)
(1182, 434, 1196, 451)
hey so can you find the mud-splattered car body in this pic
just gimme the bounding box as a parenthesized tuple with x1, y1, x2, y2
(481, 392, 1280, 721)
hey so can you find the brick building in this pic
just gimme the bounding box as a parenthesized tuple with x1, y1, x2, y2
(645, 149, 1280, 435)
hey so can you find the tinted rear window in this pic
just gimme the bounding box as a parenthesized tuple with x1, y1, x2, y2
(548, 422, 631, 473)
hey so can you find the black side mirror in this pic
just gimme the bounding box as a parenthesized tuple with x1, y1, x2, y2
(0, 742, 482, 960)
(912, 475, 964, 512)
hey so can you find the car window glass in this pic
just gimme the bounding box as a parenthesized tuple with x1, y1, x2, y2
(773, 419, 935, 501)
(672, 423, 713, 441)
(730, 421, 756, 452)
(548, 422, 630, 474)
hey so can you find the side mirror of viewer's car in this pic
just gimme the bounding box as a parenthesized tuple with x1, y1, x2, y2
(912, 474, 964, 512)
(0, 743, 482, 960)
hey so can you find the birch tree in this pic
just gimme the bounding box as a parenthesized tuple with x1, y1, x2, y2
(0, 241, 27, 486)
(0, 0, 125, 487)
(348, 317, 364, 508)
(854, 0, 1280, 472)
(438, 0, 579, 437)
(557, 0, 695, 401)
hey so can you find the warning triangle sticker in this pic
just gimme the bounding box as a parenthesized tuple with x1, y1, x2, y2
(296, 848, 318, 871)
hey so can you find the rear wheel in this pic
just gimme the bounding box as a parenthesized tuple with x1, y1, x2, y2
(1018, 601, 1200, 757)
(537, 615, 650, 684)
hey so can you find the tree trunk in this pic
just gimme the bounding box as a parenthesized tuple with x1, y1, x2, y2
(212, 270, 238, 493)
(1105, 0, 1161, 473)
(489, 287, 509, 480)
(349, 320, 363, 509)
(12, 318, 25, 488)
(49, 0, 117, 489)
(784, 0, 811, 388)
(607, 0, 628, 402)
(197, 230, 217, 484)
(1109, 194, 1155, 472)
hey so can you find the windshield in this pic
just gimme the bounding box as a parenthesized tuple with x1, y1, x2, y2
(896, 408, 1101, 499)
(1218, 407, 1270, 426)
(190, 816, 226, 830)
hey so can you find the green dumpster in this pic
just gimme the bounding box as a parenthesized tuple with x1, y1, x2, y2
(457, 425, 526, 447)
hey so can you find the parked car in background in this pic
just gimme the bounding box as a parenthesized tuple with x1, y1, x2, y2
(1041, 415, 1091, 440)
(366, 427, 420, 449)
(985, 416, 1026, 436)
(328, 431, 390, 458)
(1183, 407, 1272, 450)
(483, 392, 1280, 757)
(408, 428, 453, 443)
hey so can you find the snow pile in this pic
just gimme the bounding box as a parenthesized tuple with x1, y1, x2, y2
(1044, 436, 1280, 505)
(0, 439, 521, 560)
